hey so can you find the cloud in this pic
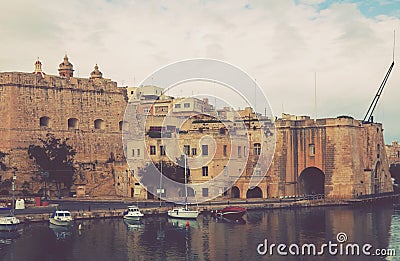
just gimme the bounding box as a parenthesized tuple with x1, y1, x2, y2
(0, 0, 399, 142)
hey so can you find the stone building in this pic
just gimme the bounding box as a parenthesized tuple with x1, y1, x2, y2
(0, 58, 394, 199)
(0, 56, 128, 196)
(386, 141, 400, 165)
(124, 87, 393, 200)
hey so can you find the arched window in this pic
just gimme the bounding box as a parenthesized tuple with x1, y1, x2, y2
(254, 143, 261, 155)
(119, 121, 124, 131)
(40, 116, 50, 127)
(68, 118, 78, 129)
(94, 119, 104, 130)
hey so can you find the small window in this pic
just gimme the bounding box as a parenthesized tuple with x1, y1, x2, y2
(68, 118, 78, 129)
(202, 166, 209, 176)
(223, 145, 227, 157)
(119, 121, 124, 131)
(150, 146, 156, 155)
(184, 145, 190, 156)
(223, 166, 227, 176)
(309, 144, 315, 156)
(143, 108, 150, 113)
(184, 103, 190, 108)
(192, 148, 197, 156)
(137, 149, 140, 156)
(132, 149, 135, 157)
(160, 145, 166, 156)
(244, 146, 246, 156)
(238, 168, 242, 174)
(174, 104, 181, 109)
(202, 188, 209, 197)
(238, 146, 242, 158)
(202, 145, 208, 156)
(40, 116, 50, 127)
(254, 143, 261, 155)
(94, 119, 104, 129)
(130, 91, 134, 94)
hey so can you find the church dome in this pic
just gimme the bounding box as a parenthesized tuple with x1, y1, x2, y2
(90, 64, 103, 79)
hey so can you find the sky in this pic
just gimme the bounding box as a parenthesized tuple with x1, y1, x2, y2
(0, 0, 399, 143)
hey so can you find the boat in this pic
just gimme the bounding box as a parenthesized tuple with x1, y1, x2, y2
(0, 208, 20, 232)
(123, 206, 144, 221)
(215, 206, 246, 220)
(167, 155, 199, 219)
(49, 210, 73, 226)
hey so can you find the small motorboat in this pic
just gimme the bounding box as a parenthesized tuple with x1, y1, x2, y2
(49, 210, 73, 226)
(167, 207, 199, 219)
(123, 206, 144, 221)
(0, 216, 20, 232)
(216, 206, 246, 220)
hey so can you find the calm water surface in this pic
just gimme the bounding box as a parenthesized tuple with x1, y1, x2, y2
(0, 205, 399, 261)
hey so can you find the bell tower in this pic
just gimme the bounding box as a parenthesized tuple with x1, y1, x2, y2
(58, 54, 74, 79)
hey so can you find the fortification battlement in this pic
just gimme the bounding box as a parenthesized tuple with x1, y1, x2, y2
(0, 72, 121, 93)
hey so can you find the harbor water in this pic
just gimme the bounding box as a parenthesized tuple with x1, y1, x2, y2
(0, 205, 399, 261)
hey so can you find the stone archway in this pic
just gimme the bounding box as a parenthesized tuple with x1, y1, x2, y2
(231, 186, 240, 198)
(246, 186, 262, 198)
(299, 167, 325, 195)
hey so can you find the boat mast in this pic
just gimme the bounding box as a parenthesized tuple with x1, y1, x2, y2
(184, 155, 188, 208)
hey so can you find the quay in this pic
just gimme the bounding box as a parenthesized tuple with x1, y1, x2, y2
(13, 192, 400, 223)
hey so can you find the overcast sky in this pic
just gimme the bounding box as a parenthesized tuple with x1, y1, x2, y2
(1, 0, 399, 143)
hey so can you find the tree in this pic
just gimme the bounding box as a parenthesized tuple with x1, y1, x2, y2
(0, 151, 8, 171)
(28, 133, 77, 197)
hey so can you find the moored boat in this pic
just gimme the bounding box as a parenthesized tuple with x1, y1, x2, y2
(123, 206, 144, 221)
(216, 206, 246, 220)
(167, 207, 199, 219)
(49, 210, 73, 226)
(0, 216, 20, 232)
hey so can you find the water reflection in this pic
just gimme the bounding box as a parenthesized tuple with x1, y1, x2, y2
(49, 223, 72, 240)
(123, 219, 144, 231)
(0, 205, 398, 260)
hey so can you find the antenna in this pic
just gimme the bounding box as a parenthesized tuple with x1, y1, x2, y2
(254, 78, 257, 113)
(314, 72, 317, 119)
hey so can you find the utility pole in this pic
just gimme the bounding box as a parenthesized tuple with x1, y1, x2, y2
(12, 167, 17, 214)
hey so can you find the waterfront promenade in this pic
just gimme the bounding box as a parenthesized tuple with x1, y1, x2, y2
(9, 192, 400, 223)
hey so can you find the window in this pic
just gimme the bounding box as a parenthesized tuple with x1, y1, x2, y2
(223, 166, 227, 176)
(202, 145, 208, 156)
(223, 187, 228, 196)
(254, 143, 261, 155)
(202, 166, 209, 176)
(150, 146, 156, 155)
(143, 108, 150, 113)
(184, 103, 190, 108)
(238, 146, 242, 158)
(174, 104, 181, 109)
(184, 145, 190, 156)
(192, 148, 197, 156)
(202, 188, 209, 197)
(160, 145, 166, 156)
(398, 151, 400, 158)
(132, 149, 135, 157)
(131, 91, 134, 94)
(223, 145, 227, 157)
(119, 121, 123, 131)
(68, 118, 78, 129)
(238, 168, 242, 174)
(94, 119, 104, 129)
(309, 144, 315, 156)
(137, 149, 140, 156)
(40, 116, 50, 127)
(244, 146, 246, 156)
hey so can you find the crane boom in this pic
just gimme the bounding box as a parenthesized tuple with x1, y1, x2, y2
(362, 61, 394, 123)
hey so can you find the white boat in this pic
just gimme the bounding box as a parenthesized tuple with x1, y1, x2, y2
(123, 206, 144, 221)
(49, 210, 73, 226)
(167, 155, 199, 219)
(0, 215, 20, 232)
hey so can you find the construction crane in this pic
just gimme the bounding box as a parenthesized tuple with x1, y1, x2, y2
(362, 60, 395, 123)
(363, 32, 396, 123)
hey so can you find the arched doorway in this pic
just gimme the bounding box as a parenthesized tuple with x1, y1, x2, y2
(231, 186, 240, 198)
(299, 167, 325, 195)
(373, 161, 381, 194)
(246, 186, 262, 198)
